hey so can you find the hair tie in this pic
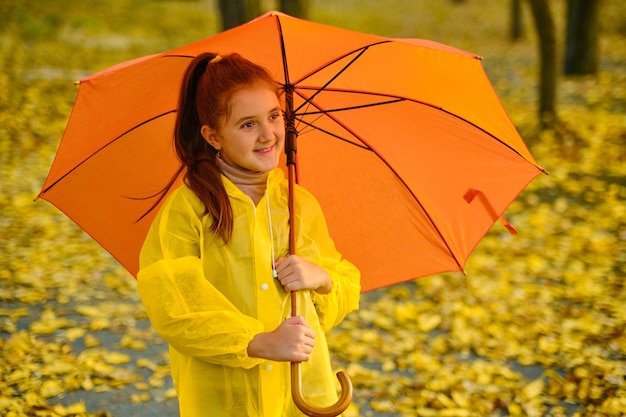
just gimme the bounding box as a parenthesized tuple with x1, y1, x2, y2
(209, 55, 222, 64)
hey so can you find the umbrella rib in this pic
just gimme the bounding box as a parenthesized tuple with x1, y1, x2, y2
(295, 93, 467, 272)
(291, 40, 391, 89)
(276, 18, 292, 87)
(297, 98, 405, 117)
(295, 86, 542, 168)
(39, 109, 177, 195)
(280, 39, 392, 117)
(295, 119, 370, 150)
(308, 109, 464, 271)
(292, 48, 369, 115)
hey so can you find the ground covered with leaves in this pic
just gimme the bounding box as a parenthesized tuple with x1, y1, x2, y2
(1, 1, 625, 416)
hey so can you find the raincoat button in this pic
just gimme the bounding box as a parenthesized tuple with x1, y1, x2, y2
(261, 283, 269, 291)
(266, 364, 273, 371)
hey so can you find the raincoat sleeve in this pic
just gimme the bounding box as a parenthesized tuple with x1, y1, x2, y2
(137, 188, 265, 369)
(296, 187, 361, 331)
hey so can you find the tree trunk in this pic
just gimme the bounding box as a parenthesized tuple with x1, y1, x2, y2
(564, 0, 601, 74)
(526, 0, 558, 128)
(279, 0, 310, 18)
(217, 0, 262, 30)
(510, 0, 524, 40)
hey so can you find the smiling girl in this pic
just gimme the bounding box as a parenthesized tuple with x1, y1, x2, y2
(136, 53, 360, 417)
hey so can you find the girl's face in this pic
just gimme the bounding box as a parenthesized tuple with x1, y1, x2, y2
(202, 84, 284, 174)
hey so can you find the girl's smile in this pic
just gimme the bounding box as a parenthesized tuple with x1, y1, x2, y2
(202, 84, 285, 174)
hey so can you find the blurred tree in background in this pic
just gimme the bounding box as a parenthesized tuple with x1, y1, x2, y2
(217, 0, 309, 29)
(279, 0, 310, 19)
(510, 0, 525, 40)
(526, 0, 558, 127)
(524, 0, 602, 128)
(564, 0, 601, 75)
(217, 0, 262, 29)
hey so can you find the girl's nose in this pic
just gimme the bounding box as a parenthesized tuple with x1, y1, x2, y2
(259, 123, 275, 141)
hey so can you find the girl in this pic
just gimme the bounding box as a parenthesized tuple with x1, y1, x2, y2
(137, 52, 361, 417)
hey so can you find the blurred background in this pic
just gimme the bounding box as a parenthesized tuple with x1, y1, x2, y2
(1, 1, 625, 416)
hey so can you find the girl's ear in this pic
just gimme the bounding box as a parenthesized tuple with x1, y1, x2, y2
(201, 125, 220, 150)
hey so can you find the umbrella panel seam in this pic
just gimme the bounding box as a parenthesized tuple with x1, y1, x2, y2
(40, 110, 177, 196)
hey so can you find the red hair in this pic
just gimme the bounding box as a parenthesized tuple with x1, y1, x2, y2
(174, 53, 281, 243)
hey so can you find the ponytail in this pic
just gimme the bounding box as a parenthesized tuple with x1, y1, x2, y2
(174, 53, 232, 243)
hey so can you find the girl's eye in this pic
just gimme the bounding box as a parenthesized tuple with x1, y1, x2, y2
(270, 112, 282, 121)
(241, 121, 255, 129)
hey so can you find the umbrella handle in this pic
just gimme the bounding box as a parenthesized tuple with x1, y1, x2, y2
(291, 360, 353, 417)
(285, 110, 353, 416)
(290, 292, 353, 417)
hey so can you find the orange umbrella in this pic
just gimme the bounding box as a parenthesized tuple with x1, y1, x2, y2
(39, 11, 544, 416)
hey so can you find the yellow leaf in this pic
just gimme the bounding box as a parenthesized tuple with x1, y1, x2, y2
(451, 390, 470, 408)
(64, 327, 86, 341)
(6, 368, 30, 383)
(58, 402, 87, 416)
(435, 393, 457, 408)
(134, 382, 150, 391)
(371, 399, 394, 412)
(440, 409, 471, 417)
(89, 317, 111, 331)
(600, 396, 626, 414)
(103, 351, 131, 365)
(81, 376, 95, 391)
(84, 333, 101, 347)
(30, 310, 70, 334)
(40, 361, 75, 376)
(342, 403, 361, 417)
(520, 378, 544, 401)
(417, 312, 442, 332)
(75, 305, 101, 317)
(136, 358, 158, 370)
(538, 336, 559, 354)
(131, 393, 151, 403)
(508, 402, 523, 416)
(120, 334, 147, 350)
(415, 408, 437, 417)
(40, 379, 64, 398)
(393, 303, 417, 323)
(164, 387, 178, 399)
(149, 374, 166, 388)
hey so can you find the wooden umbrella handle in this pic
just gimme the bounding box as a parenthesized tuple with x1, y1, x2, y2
(291, 288, 353, 416)
(287, 149, 353, 416)
(291, 360, 354, 417)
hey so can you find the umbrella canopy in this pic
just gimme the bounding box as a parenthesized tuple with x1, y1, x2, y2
(39, 11, 544, 294)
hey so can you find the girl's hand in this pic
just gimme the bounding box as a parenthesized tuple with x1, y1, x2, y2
(247, 316, 315, 362)
(274, 255, 332, 294)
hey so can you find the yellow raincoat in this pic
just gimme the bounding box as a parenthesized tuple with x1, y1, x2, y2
(137, 168, 361, 417)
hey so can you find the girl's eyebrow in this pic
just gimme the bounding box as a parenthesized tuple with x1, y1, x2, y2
(264, 105, 282, 116)
(233, 106, 282, 126)
(234, 115, 253, 125)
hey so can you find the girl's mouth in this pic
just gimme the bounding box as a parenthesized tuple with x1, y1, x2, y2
(255, 145, 274, 154)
